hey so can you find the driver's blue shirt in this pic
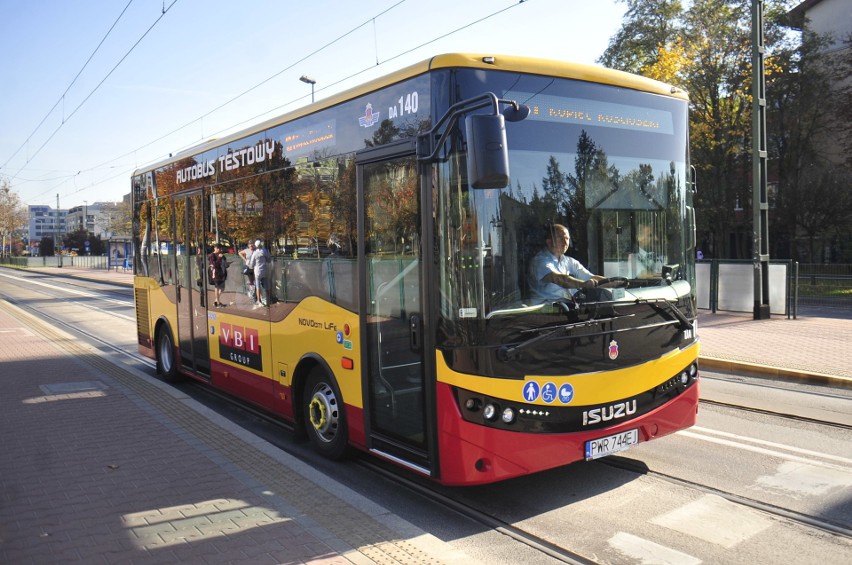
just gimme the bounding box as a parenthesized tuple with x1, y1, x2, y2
(529, 250, 595, 301)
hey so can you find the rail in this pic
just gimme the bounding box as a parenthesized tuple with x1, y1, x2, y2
(0, 255, 131, 270)
(697, 260, 851, 317)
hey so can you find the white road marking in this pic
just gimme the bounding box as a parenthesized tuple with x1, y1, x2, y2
(607, 532, 702, 565)
(652, 494, 772, 549)
(678, 427, 852, 470)
(755, 460, 852, 498)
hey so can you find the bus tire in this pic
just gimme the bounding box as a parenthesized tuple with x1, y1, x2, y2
(303, 367, 349, 460)
(156, 326, 179, 382)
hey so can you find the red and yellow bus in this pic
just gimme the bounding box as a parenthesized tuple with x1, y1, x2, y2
(132, 53, 699, 485)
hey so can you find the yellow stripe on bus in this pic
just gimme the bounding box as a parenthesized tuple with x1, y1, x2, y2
(436, 341, 700, 406)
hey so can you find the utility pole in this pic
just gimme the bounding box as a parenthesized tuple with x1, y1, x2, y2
(752, 0, 770, 319)
(56, 193, 63, 267)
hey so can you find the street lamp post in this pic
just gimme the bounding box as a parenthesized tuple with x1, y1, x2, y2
(299, 75, 316, 103)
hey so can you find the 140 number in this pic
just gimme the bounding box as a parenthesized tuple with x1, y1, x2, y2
(389, 92, 419, 119)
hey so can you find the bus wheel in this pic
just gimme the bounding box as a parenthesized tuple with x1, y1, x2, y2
(156, 327, 179, 382)
(303, 368, 349, 460)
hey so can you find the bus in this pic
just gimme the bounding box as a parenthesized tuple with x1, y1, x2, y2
(131, 53, 699, 485)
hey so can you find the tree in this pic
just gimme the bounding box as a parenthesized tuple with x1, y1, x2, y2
(682, 0, 753, 259)
(64, 228, 105, 255)
(0, 176, 28, 256)
(598, 0, 852, 261)
(39, 237, 55, 257)
(788, 163, 852, 261)
(831, 34, 852, 168)
(98, 200, 132, 238)
(600, 0, 684, 74)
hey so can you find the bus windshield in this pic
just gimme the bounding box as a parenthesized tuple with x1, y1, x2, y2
(436, 70, 694, 364)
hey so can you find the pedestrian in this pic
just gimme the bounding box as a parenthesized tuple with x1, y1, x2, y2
(238, 241, 256, 299)
(208, 243, 228, 307)
(248, 239, 270, 308)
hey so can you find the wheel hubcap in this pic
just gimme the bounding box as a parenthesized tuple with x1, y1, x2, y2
(159, 335, 172, 373)
(308, 383, 339, 443)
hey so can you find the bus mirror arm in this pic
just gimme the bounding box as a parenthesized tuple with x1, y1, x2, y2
(417, 92, 529, 190)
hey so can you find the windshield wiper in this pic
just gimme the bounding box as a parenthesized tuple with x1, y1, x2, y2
(499, 314, 634, 360)
(635, 298, 693, 331)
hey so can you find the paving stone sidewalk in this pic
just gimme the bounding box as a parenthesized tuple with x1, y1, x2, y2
(698, 308, 852, 383)
(0, 299, 469, 565)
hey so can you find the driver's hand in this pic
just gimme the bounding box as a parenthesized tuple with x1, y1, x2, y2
(581, 279, 598, 289)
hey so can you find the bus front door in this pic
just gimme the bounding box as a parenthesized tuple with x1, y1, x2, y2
(174, 192, 211, 378)
(359, 143, 431, 474)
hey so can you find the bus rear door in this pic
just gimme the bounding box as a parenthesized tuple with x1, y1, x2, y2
(173, 191, 211, 378)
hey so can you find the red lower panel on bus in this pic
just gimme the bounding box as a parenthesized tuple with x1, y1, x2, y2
(434, 381, 699, 486)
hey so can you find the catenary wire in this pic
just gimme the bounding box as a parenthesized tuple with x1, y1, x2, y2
(7, 1, 180, 187)
(0, 0, 136, 174)
(25, 0, 533, 203)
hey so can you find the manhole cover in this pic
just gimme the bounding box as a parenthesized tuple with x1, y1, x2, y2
(39, 381, 108, 395)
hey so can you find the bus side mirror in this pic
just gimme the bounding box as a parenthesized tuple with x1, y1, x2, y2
(465, 114, 510, 189)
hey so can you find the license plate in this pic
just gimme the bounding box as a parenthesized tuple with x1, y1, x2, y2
(585, 429, 639, 460)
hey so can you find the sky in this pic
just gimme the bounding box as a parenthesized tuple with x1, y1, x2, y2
(0, 0, 627, 209)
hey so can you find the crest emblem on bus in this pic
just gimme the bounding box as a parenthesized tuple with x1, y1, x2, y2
(358, 103, 380, 128)
(608, 340, 619, 360)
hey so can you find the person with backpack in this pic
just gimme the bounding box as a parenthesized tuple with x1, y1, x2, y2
(208, 243, 229, 307)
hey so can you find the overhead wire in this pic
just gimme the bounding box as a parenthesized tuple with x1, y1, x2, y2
(0, 0, 136, 174)
(24, 0, 533, 203)
(191, 0, 528, 151)
(9, 0, 181, 190)
(27, 0, 410, 203)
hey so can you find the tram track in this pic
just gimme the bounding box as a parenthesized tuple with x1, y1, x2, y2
(357, 458, 600, 565)
(4, 272, 850, 563)
(0, 269, 135, 323)
(154, 382, 601, 564)
(699, 397, 852, 431)
(0, 274, 149, 368)
(157, 382, 852, 563)
(600, 456, 852, 540)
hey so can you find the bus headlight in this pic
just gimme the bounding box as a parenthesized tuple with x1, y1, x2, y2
(464, 397, 482, 412)
(501, 407, 515, 424)
(483, 403, 498, 421)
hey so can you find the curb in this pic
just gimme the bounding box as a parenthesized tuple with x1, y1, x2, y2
(699, 356, 852, 389)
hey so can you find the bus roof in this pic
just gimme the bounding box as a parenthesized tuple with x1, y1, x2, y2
(134, 53, 688, 175)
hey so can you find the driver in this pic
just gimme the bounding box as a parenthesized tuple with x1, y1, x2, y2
(528, 224, 606, 301)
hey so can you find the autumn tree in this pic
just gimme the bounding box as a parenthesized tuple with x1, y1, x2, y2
(0, 177, 28, 256)
(599, 0, 684, 74)
(599, 0, 852, 261)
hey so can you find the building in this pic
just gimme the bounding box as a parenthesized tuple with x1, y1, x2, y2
(788, 0, 852, 167)
(27, 205, 67, 255)
(27, 198, 130, 255)
(65, 200, 130, 241)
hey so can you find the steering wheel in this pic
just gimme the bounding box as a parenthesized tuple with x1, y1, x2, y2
(596, 276, 628, 288)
